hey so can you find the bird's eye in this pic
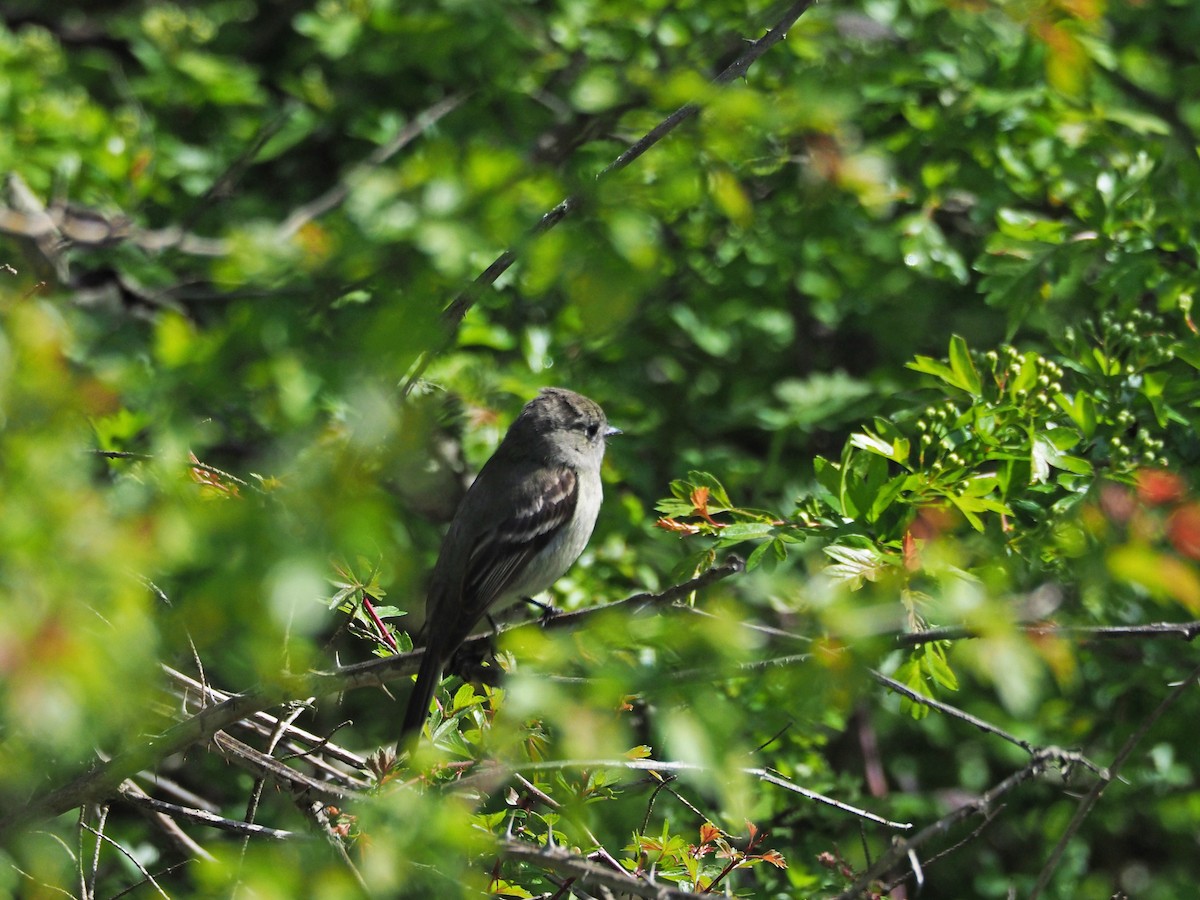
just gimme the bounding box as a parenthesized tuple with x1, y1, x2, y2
(585, 422, 600, 438)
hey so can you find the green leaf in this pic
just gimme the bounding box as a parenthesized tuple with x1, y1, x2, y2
(921, 645, 959, 691)
(907, 354, 961, 388)
(1054, 391, 1097, 438)
(868, 473, 910, 522)
(948, 335, 982, 396)
(824, 543, 891, 589)
(1032, 431, 1093, 483)
(906, 336, 982, 396)
(850, 418, 911, 465)
(744, 539, 774, 572)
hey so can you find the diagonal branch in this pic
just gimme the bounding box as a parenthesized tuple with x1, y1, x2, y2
(424, 0, 818, 379)
(831, 750, 1062, 900)
(869, 669, 1107, 777)
(1029, 658, 1200, 898)
(277, 93, 467, 240)
(117, 789, 297, 841)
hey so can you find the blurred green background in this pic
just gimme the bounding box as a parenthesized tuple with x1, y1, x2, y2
(3, 0, 1200, 897)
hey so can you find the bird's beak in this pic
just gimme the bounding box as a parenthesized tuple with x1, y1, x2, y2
(605, 425, 622, 437)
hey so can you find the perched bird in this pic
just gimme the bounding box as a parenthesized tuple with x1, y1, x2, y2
(398, 388, 617, 749)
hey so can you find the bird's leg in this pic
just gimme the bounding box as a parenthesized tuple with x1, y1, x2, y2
(523, 595, 560, 626)
(448, 640, 503, 687)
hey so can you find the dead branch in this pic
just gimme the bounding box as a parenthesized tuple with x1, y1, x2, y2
(896, 618, 1200, 647)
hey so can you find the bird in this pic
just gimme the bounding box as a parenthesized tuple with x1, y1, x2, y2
(398, 387, 617, 750)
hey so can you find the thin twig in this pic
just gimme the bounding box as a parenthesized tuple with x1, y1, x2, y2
(831, 752, 1057, 899)
(0, 565, 743, 838)
(1029, 659, 1200, 898)
(117, 789, 297, 840)
(298, 800, 372, 897)
(883, 804, 1001, 893)
(237, 701, 310, 885)
(183, 103, 299, 229)
(474, 758, 910, 831)
(80, 820, 171, 899)
(105, 862, 193, 900)
(119, 779, 216, 862)
(500, 839, 697, 900)
(871, 669, 1108, 778)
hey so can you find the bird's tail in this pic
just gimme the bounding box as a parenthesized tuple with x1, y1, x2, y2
(398, 645, 444, 753)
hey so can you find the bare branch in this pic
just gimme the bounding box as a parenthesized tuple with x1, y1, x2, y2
(831, 750, 1063, 899)
(896, 618, 1200, 647)
(467, 758, 911, 832)
(1029, 659, 1200, 898)
(0, 564, 742, 839)
(210, 730, 357, 801)
(80, 819, 171, 899)
(164, 665, 371, 778)
(119, 779, 216, 862)
(870, 669, 1107, 778)
(117, 789, 297, 840)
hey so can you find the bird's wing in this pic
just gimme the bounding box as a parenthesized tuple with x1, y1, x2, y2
(462, 465, 578, 615)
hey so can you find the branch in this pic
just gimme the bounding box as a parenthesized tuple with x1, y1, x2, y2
(164, 665, 371, 780)
(118, 779, 216, 862)
(499, 839, 697, 900)
(869, 670, 1107, 777)
(0, 564, 743, 840)
(116, 789, 297, 841)
(0, 173, 228, 259)
(465, 758, 911, 832)
(428, 1, 818, 363)
(277, 93, 467, 240)
(1029, 658, 1200, 898)
(831, 750, 1063, 899)
(0, 676, 303, 840)
(896, 618, 1200, 647)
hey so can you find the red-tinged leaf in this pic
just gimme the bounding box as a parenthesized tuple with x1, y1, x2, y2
(188, 452, 241, 497)
(745, 821, 758, 840)
(699, 823, 721, 845)
(760, 850, 788, 869)
(691, 485, 710, 514)
(1137, 469, 1186, 506)
(903, 530, 920, 572)
(655, 517, 701, 535)
(1167, 503, 1200, 560)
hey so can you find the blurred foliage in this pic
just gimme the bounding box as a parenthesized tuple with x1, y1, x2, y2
(3, 0, 1200, 897)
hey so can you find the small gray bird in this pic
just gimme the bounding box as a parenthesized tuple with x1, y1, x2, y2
(399, 388, 617, 748)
